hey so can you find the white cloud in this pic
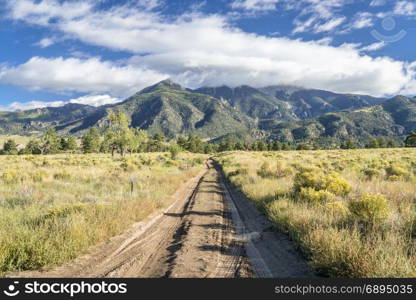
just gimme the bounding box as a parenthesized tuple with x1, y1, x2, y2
(370, 0, 386, 7)
(0, 56, 168, 97)
(359, 41, 386, 52)
(35, 37, 55, 48)
(231, 0, 279, 11)
(0, 94, 121, 111)
(7, 0, 93, 26)
(69, 94, 121, 106)
(0, 100, 66, 111)
(351, 12, 374, 29)
(2, 0, 416, 97)
(313, 16, 346, 33)
(394, 1, 416, 16)
(137, 0, 164, 11)
(285, 0, 350, 33)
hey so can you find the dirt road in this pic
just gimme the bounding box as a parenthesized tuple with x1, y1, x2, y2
(14, 160, 314, 278)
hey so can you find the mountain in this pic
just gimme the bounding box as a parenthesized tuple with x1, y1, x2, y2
(0, 104, 103, 136)
(195, 84, 385, 124)
(0, 80, 254, 139)
(0, 80, 414, 144)
(259, 85, 385, 119)
(94, 80, 255, 139)
(195, 85, 297, 121)
(265, 96, 416, 143)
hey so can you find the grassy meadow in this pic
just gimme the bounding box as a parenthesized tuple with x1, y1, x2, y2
(215, 149, 416, 278)
(0, 153, 206, 275)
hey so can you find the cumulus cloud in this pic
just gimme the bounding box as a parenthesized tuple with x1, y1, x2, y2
(35, 37, 55, 48)
(394, 1, 416, 16)
(231, 0, 279, 11)
(351, 12, 374, 29)
(2, 0, 416, 97)
(359, 41, 386, 52)
(69, 94, 121, 106)
(0, 100, 66, 111)
(0, 94, 121, 111)
(0, 56, 168, 97)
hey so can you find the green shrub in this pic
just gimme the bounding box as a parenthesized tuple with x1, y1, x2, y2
(385, 165, 410, 181)
(192, 158, 204, 166)
(164, 160, 180, 167)
(293, 171, 325, 192)
(325, 201, 349, 217)
(362, 168, 382, 180)
(44, 203, 88, 220)
(258, 161, 292, 179)
(293, 171, 351, 197)
(325, 174, 352, 196)
(30, 170, 47, 182)
(349, 194, 389, 224)
(257, 162, 274, 178)
(53, 171, 72, 180)
(275, 161, 293, 178)
(169, 144, 181, 160)
(298, 187, 335, 204)
(2, 171, 20, 184)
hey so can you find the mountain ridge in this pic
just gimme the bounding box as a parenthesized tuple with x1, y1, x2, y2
(0, 81, 414, 144)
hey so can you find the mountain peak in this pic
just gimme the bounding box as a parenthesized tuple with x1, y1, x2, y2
(138, 79, 183, 94)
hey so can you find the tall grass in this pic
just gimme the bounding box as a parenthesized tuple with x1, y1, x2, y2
(0, 153, 206, 274)
(216, 149, 416, 277)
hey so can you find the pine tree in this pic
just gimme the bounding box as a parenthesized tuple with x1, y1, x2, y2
(82, 128, 101, 153)
(3, 139, 18, 155)
(405, 131, 416, 147)
(40, 128, 61, 154)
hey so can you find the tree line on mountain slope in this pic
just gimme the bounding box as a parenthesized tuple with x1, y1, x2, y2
(1, 113, 416, 156)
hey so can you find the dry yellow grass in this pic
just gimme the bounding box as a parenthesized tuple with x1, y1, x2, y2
(0, 152, 206, 274)
(215, 149, 416, 278)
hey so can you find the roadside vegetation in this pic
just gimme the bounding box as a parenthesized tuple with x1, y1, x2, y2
(215, 149, 416, 277)
(0, 152, 206, 274)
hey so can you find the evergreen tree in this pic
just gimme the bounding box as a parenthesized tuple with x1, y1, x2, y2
(366, 139, 379, 149)
(340, 138, 357, 149)
(204, 143, 215, 154)
(3, 139, 18, 155)
(25, 139, 42, 155)
(257, 141, 267, 151)
(281, 143, 291, 151)
(82, 127, 101, 153)
(405, 131, 416, 147)
(148, 132, 166, 152)
(272, 141, 282, 151)
(66, 137, 78, 152)
(40, 128, 61, 154)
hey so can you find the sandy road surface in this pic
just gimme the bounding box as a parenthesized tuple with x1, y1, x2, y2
(12, 160, 315, 278)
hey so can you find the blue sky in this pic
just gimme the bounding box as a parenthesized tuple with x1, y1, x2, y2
(0, 0, 415, 110)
